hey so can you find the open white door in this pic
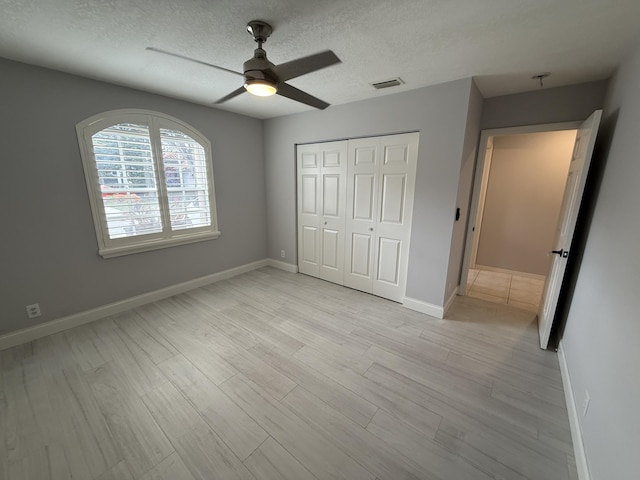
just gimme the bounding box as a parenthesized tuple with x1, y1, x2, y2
(538, 110, 602, 349)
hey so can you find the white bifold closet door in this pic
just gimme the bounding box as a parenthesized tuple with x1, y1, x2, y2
(297, 133, 419, 302)
(344, 133, 419, 302)
(297, 141, 348, 284)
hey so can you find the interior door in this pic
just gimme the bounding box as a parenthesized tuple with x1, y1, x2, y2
(538, 110, 602, 349)
(296, 141, 347, 282)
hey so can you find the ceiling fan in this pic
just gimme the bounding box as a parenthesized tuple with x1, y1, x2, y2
(147, 20, 341, 109)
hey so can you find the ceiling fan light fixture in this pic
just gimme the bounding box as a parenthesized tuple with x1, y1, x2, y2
(244, 79, 277, 97)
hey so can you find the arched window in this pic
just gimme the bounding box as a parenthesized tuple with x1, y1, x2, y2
(76, 109, 219, 258)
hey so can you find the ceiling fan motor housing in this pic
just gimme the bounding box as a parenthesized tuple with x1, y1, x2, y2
(243, 49, 277, 82)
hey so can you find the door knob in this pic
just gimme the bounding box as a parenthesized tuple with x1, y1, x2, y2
(324, 221, 327, 225)
(369, 227, 374, 231)
(550, 249, 569, 258)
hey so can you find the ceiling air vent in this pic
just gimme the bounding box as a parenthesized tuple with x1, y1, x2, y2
(371, 78, 404, 89)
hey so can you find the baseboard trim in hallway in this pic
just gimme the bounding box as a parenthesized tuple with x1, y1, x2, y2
(402, 296, 444, 318)
(558, 340, 592, 480)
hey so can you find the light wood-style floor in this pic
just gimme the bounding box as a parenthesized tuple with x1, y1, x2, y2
(0, 267, 577, 480)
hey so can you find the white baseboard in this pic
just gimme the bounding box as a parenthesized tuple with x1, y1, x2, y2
(0, 259, 270, 352)
(474, 264, 546, 281)
(402, 296, 444, 319)
(444, 287, 458, 317)
(266, 258, 299, 273)
(558, 341, 591, 480)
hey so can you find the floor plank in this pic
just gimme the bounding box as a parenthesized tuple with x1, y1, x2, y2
(366, 409, 492, 480)
(250, 342, 378, 428)
(282, 385, 429, 480)
(293, 344, 442, 437)
(142, 380, 254, 480)
(157, 354, 268, 461)
(85, 364, 173, 479)
(220, 374, 375, 480)
(138, 452, 195, 480)
(96, 460, 134, 480)
(243, 437, 317, 480)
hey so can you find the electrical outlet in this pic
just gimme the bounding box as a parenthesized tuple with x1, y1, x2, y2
(582, 390, 591, 417)
(26, 303, 41, 319)
(280, 250, 285, 258)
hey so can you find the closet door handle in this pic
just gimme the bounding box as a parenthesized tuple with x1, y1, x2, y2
(369, 227, 374, 231)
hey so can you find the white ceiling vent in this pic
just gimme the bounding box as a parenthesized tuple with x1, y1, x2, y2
(371, 78, 404, 89)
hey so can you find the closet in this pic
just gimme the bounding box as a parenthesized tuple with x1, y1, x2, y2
(297, 132, 419, 302)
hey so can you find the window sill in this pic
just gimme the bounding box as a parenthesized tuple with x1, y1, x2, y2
(99, 231, 221, 258)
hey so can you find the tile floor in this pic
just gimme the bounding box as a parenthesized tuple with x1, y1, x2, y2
(467, 268, 545, 312)
(0, 267, 576, 479)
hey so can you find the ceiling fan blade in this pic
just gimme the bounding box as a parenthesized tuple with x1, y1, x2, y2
(277, 83, 330, 110)
(276, 50, 341, 82)
(146, 47, 244, 77)
(214, 86, 246, 104)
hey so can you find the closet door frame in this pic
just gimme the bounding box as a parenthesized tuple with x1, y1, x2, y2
(297, 132, 419, 303)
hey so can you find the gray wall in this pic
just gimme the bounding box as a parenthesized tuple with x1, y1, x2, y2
(481, 80, 608, 130)
(264, 78, 475, 307)
(476, 131, 575, 275)
(561, 37, 640, 479)
(444, 80, 483, 301)
(0, 58, 267, 335)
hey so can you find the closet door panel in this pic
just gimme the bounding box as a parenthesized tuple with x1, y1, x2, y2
(322, 229, 340, 269)
(322, 174, 340, 217)
(353, 174, 375, 220)
(344, 139, 379, 292)
(319, 143, 348, 283)
(297, 147, 321, 277)
(297, 141, 347, 282)
(301, 175, 318, 214)
(349, 234, 372, 277)
(380, 173, 406, 224)
(372, 133, 419, 302)
(377, 237, 401, 285)
(301, 226, 319, 264)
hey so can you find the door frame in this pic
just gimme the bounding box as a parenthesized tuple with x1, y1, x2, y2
(459, 121, 581, 295)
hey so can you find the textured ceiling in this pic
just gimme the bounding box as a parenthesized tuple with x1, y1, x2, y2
(1, 0, 639, 119)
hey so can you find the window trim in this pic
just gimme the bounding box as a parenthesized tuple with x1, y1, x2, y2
(76, 109, 220, 258)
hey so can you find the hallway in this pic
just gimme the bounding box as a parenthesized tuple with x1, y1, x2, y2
(467, 268, 545, 312)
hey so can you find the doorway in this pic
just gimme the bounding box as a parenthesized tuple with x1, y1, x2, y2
(461, 123, 580, 311)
